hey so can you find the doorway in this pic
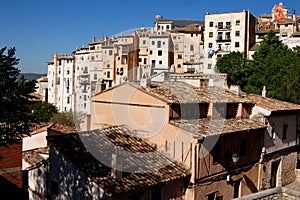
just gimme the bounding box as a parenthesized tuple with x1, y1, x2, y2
(270, 160, 280, 188)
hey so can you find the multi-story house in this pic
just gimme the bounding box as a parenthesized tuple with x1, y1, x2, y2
(89, 80, 300, 199)
(148, 32, 174, 74)
(74, 38, 106, 116)
(47, 53, 74, 112)
(204, 10, 256, 73)
(252, 2, 300, 56)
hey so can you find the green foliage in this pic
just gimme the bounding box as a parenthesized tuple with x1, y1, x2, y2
(0, 47, 36, 143)
(50, 112, 78, 127)
(215, 51, 246, 86)
(216, 30, 300, 104)
(30, 102, 57, 122)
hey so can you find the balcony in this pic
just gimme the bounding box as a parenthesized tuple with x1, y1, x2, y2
(217, 25, 231, 30)
(216, 37, 231, 42)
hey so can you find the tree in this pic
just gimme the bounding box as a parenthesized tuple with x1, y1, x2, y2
(50, 111, 79, 127)
(244, 30, 298, 102)
(215, 51, 247, 87)
(0, 47, 36, 143)
(30, 102, 58, 122)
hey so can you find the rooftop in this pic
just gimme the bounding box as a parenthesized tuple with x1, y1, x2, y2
(154, 16, 204, 28)
(170, 118, 266, 138)
(47, 126, 190, 197)
(138, 81, 248, 104)
(245, 94, 300, 113)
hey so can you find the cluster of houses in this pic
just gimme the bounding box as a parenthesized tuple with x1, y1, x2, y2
(1, 2, 300, 200)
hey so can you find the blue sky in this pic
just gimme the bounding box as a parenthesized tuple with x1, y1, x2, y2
(1, 0, 299, 74)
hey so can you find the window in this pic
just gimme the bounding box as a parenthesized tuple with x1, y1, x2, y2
(236, 20, 240, 26)
(209, 32, 213, 38)
(152, 41, 155, 45)
(166, 25, 170, 29)
(91, 56, 94, 60)
(240, 139, 247, 156)
(143, 40, 146, 44)
(235, 31, 240, 36)
(177, 64, 181, 68)
(173, 36, 176, 39)
(107, 64, 110, 68)
(67, 97, 70, 104)
(143, 58, 147, 64)
(208, 64, 212, 69)
(209, 21, 213, 27)
(107, 71, 110, 78)
(208, 43, 213, 48)
(226, 21, 231, 29)
(218, 22, 223, 29)
(175, 44, 179, 50)
(235, 42, 240, 47)
(139, 58, 142, 62)
(109, 50, 113, 55)
(158, 50, 162, 56)
(190, 45, 194, 51)
(217, 32, 223, 40)
(159, 60, 162, 64)
(94, 74, 97, 80)
(178, 54, 182, 59)
(157, 41, 161, 48)
(150, 50, 153, 55)
(213, 145, 221, 163)
(282, 124, 288, 139)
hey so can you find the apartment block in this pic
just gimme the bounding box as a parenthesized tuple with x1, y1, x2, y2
(47, 54, 74, 112)
(204, 10, 256, 72)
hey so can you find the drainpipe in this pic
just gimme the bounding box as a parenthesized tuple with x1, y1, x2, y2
(257, 147, 266, 190)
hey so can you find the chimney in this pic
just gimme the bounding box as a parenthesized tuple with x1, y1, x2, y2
(262, 86, 267, 97)
(111, 146, 122, 180)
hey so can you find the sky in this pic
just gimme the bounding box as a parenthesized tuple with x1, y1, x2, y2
(1, 0, 299, 74)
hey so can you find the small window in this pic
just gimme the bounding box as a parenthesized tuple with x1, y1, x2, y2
(236, 20, 240, 26)
(158, 50, 162, 56)
(213, 145, 221, 163)
(177, 64, 181, 68)
(107, 71, 110, 78)
(235, 42, 240, 47)
(109, 50, 113, 55)
(143, 58, 147, 64)
(208, 64, 212, 69)
(218, 22, 223, 29)
(152, 41, 155, 45)
(159, 60, 162, 64)
(282, 124, 288, 139)
(209, 22, 213, 27)
(208, 43, 213, 48)
(178, 54, 182, 59)
(143, 40, 146, 44)
(157, 41, 161, 48)
(190, 45, 194, 51)
(175, 44, 179, 50)
(150, 50, 153, 55)
(235, 31, 240, 37)
(209, 32, 213, 38)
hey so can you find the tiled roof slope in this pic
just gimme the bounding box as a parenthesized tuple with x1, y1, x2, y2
(245, 94, 300, 112)
(23, 147, 49, 168)
(48, 126, 190, 197)
(170, 118, 266, 138)
(138, 81, 248, 104)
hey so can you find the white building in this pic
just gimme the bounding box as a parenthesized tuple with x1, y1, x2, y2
(204, 10, 256, 73)
(47, 54, 75, 112)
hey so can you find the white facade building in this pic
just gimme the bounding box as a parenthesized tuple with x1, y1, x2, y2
(47, 54, 74, 112)
(204, 10, 256, 73)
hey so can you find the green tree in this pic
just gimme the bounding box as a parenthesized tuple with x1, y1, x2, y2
(244, 30, 298, 102)
(0, 47, 36, 143)
(215, 51, 247, 87)
(50, 111, 79, 127)
(30, 102, 57, 122)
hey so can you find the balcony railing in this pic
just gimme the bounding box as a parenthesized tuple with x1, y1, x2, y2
(216, 37, 231, 42)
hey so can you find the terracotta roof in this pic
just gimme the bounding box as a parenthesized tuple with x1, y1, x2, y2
(23, 147, 49, 168)
(47, 123, 77, 135)
(277, 19, 294, 24)
(138, 81, 248, 104)
(250, 43, 260, 51)
(29, 122, 54, 136)
(245, 94, 300, 113)
(48, 126, 190, 197)
(170, 118, 266, 138)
